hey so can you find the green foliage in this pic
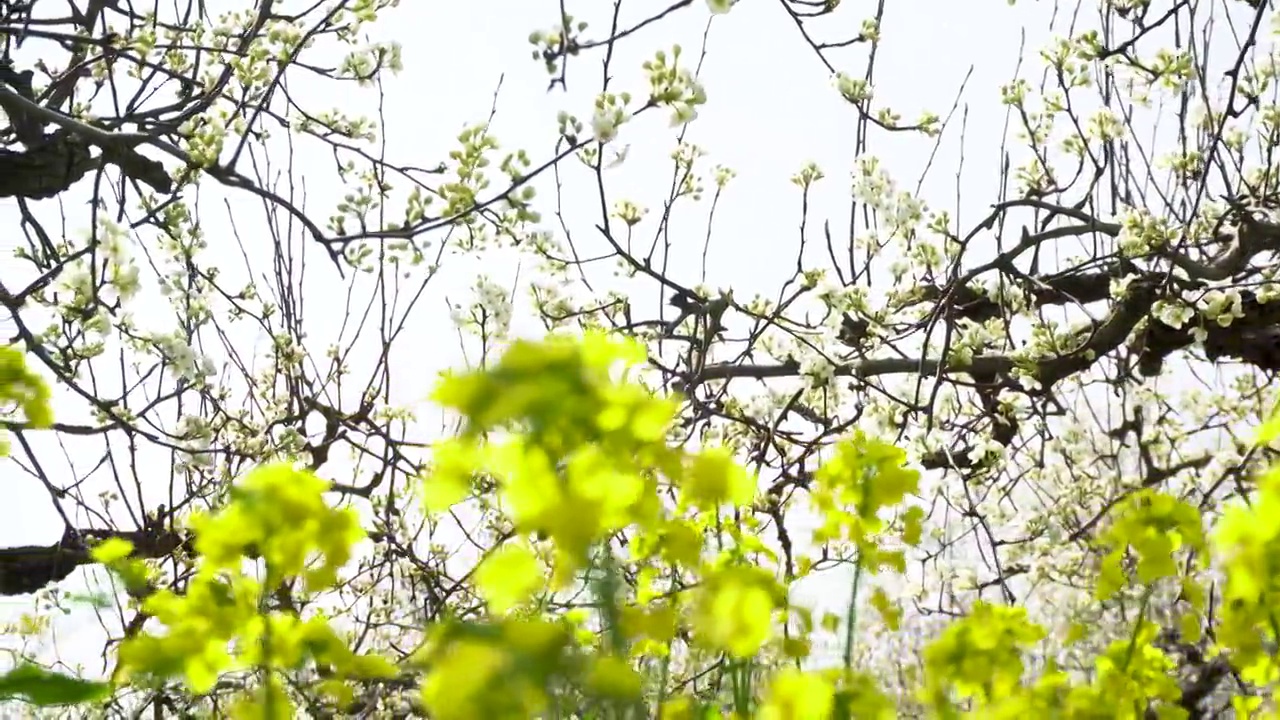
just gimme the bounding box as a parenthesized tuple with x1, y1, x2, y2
(12, 331, 1280, 717)
(1214, 462, 1280, 690)
(0, 345, 52, 456)
(92, 464, 396, 716)
(922, 602, 1046, 708)
(0, 664, 109, 707)
(70, 333, 1280, 712)
(1096, 490, 1206, 600)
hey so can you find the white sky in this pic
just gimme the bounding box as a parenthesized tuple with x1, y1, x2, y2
(0, 0, 1259, 701)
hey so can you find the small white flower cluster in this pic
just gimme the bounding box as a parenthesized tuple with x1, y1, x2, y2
(178, 108, 235, 167)
(174, 414, 216, 473)
(51, 220, 144, 337)
(1009, 364, 1043, 392)
(151, 330, 217, 383)
(861, 397, 909, 439)
(1115, 204, 1178, 257)
(99, 219, 142, 305)
(1109, 273, 1138, 300)
(175, 415, 212, 449)
(791, 161, 825, 189)
(644, 46, 708, 128)
(339, 42, 404, 87)
(832, 72, 873, 104)
(1149, 285, 1250, 338)
(813, 278, 870, 315)
(852, 156, 893, 211)
(611, 199, 648, 227)
(798, 352, 837, 390)
(966, 436, 1008, 466)
(1085, 108, 1123, 141)
(1195, 287, 1245, 328)
(851, 156, 927, 248)
(1151, 298, 1194, 329)
(450, 275, 514, 339)
(947, 317, 1002, 368)
(590, 92, 632, 144)
(737, 385, 800, 424)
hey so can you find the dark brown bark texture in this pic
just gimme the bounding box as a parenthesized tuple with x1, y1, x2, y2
(0, 524, 189, 597)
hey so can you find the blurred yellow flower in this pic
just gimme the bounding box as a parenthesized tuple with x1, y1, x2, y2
(757, 668, 835, 720)
(475, 542, 543, 613)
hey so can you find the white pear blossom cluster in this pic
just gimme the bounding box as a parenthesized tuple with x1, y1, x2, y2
(1150, 298, 1194, 329)
(736, 385, 804, 424)
(1108, 273, 1139, 300)
(339, 41, 404, 86)
(611, 199, 648, 227)
(1196, 287, 1245, 327)
(713, 164, 737, 188)
(982, 278, 1030, 315)
(852, 156, 894, 212)
(832, 72, 873, 104)
(98, 219, 143, 305)
(177, 108, 235, 168)
(996, 387, 1031, 418)
(1148, 286, 1249, 334)
(527, 15, 590, 76)
(966, 436, 1008, 467)
(1085, 108, 1123, 141)
(813, 278, 870, 315)
(527, 280, 573, 330)
(947, 317, 1004, 367)
(272, 425, 308, 457)
(861, 397, 910, 438)
(590, 92, 632, 143)
(791, 161, 825, 189)
(54, 264, 106, 337)
(151, 330, 217, 383)
(851, 156, 927, 239)
(1115, 204, 1178, 256)
(906, 238, 944, 273)
(173, 414, 216, 473)
(1008, 364, 1043, 392)
(1016, 318, 1081, 362)
(571, 49, 709, 145)
(666, 142, 709, 201)
(644, 46, 708, 128)
(798, 352, 837, 390)
(756, 331, 800, 370)
(450, 275, 514, 339)
(671, 141, 707, 171)
(156, 269, 213, 326)
(49, 220, 143, 337)
(175, 414, 212, 449)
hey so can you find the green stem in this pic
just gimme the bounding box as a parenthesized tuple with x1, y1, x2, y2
(842, 557, 865, 671)
(1120, 585, 1155, 672)
(656, 654, 671, 716)
(730, 658, 753, 716)
(593, 546, 628, 656)
(261, 607, 275, 717)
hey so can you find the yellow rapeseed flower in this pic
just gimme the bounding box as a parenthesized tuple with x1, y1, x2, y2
(475, 542, 543, 613)
(682, 447, 756, 510)
(695, 566, 778, 658)
(757, 668, 835, 720)
(419, 640, 514, 720)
